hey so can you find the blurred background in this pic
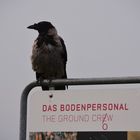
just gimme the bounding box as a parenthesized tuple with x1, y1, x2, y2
(0, 0, 140, 140)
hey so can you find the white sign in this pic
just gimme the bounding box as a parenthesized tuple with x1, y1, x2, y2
(27, 88, 140, 132)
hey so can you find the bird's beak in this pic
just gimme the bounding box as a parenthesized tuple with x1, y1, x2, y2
(27, 24, 38, 30)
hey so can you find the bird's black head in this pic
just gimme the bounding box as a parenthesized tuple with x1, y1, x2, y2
(27, 21, 55, 33)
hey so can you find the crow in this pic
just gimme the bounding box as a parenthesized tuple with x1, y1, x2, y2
(27, 21, 67, 90)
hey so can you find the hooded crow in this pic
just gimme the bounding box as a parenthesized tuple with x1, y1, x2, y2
(27, 21, 67, 90)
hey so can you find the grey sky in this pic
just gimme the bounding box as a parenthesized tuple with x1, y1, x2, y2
(0, 0, 140, 140)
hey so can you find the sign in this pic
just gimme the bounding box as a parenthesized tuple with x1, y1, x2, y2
(27, 88, 140, 140)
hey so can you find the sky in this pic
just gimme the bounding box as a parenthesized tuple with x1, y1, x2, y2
(0, 0, 140, 140)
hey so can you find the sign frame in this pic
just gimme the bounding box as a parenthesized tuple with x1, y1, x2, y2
(19, 77, 140, 140)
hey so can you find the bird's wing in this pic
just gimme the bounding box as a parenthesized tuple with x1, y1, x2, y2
(59, 37, 67, 79)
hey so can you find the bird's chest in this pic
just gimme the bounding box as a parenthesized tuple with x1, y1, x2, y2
(33, 43, 63, 65)
(44, 43, 55, 52)
(41, 43, 62, 58)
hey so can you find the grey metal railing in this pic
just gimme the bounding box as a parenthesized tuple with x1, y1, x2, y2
(19, 76, 140, 140)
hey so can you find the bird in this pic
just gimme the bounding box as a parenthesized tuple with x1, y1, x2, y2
(27, 21, 67, 90)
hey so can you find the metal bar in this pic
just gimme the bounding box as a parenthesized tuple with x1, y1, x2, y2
(42, 76, 140, 86)
(19, 76, 140, 140)
(19, 82, 39, 140)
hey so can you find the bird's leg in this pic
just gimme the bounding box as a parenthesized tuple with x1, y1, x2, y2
(36, 72, 44, 84)
(36, 75, 47, 90)
(48, 79, 55, 90)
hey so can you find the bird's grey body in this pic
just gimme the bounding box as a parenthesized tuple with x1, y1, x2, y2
(28, 21, 67, 90)
(31, 38, 65, 79)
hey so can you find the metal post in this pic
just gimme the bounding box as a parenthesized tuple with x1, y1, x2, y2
(19, 76, 140, 140)
(19, 82, 39, 140)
